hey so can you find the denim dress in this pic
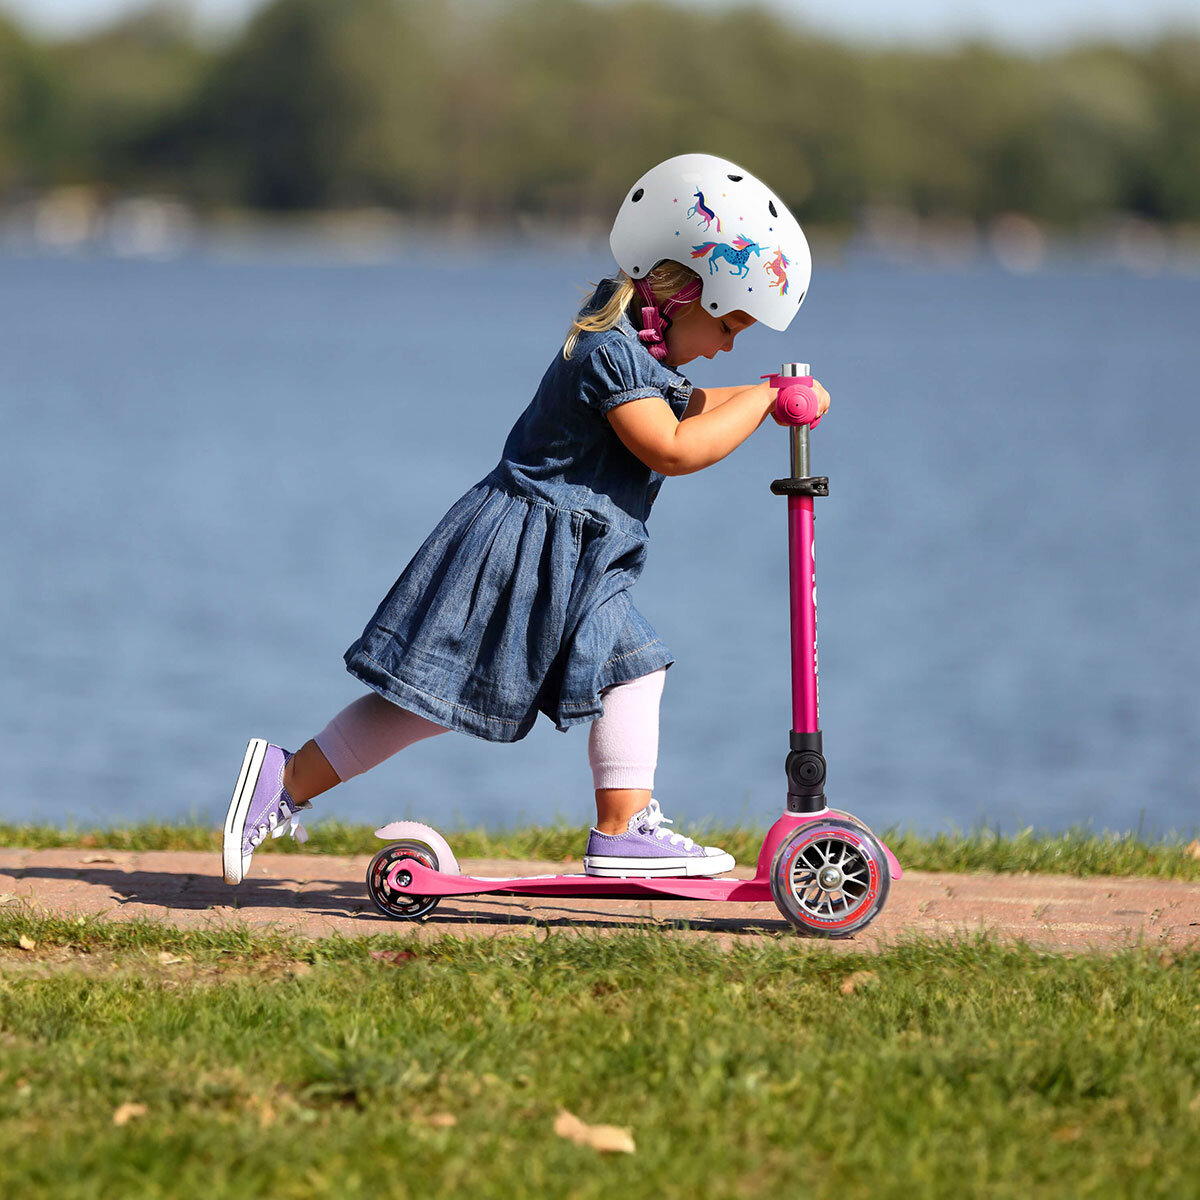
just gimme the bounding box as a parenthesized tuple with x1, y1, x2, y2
(343, 278, 693, 743)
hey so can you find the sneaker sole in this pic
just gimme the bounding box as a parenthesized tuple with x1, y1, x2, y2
(582, 851, 736, 879)
(223, 738, 267, 885)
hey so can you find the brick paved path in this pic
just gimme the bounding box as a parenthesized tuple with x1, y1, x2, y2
(2, 847, 1198, 952)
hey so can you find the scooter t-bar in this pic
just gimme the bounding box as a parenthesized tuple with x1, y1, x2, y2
(764, 362, 829, 814)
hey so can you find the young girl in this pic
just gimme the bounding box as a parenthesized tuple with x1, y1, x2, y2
(223, 153, 828, 886)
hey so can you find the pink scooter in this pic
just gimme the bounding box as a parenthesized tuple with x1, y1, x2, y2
(367, 363, 901, 937)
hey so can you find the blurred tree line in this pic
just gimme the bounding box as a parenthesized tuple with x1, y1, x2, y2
(0, 0, 1197, 226)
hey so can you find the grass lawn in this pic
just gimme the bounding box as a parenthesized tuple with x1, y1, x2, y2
(1, 912, 1198, 1199)
(2, 820, 1199, 879)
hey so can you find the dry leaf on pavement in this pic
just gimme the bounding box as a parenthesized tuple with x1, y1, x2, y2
(554, 1109, 635, 1153)
(82, 855, 115, 864)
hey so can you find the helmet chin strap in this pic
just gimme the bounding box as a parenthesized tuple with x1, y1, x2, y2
(632, 276, 702, 361)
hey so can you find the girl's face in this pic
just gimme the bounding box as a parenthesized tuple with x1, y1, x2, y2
(664, 303, 755, 367)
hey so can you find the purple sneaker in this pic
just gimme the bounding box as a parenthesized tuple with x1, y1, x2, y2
(222, 738, 310, 885)
(583, 799, 735, 878)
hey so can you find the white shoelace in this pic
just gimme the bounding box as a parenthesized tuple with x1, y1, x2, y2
(248, 799, 309, 848)
(635, 799, 696, 852)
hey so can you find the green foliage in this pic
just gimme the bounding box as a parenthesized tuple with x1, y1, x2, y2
(1, 0, 1199, 224)
(0, 14, 64, 189)
(0, 915, 1198, 1197)
(48, 7, 211, 187)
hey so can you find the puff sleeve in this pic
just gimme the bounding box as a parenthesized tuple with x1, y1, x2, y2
(577, 337, 669, 415)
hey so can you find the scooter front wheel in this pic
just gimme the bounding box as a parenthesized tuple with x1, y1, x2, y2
(770, 819, 890, 938)
(366, 839, 444, 921)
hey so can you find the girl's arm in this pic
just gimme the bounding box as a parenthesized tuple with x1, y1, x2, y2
(607, 378, 831, 477)
(607, 383, 776, 477)
(680, 385, 756, 420)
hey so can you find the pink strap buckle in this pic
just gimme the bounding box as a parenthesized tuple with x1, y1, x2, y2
(633, 277, 702, 361)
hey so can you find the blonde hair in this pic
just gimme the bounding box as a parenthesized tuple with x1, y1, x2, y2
(562, 261, 702, 360)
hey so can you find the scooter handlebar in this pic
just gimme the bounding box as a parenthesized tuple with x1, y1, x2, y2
(762, 372, 822, 428)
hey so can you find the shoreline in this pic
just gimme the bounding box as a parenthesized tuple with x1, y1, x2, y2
(3, 196, 1198, 276)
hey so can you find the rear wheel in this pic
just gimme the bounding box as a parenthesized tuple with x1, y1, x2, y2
(366, 839, 442, 921)
(770, 819, 890, 938)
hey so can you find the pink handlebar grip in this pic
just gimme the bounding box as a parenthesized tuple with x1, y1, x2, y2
(762, 373, 822, 428)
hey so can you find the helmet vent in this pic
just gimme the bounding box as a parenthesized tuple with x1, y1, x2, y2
(710, 302, 718, 310)
(768, 200, 778, 217)
(631, 188, 644, 202)
(727, 174, 743, 182)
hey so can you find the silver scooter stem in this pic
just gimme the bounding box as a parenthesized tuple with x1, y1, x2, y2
(779, 361, 812, 477)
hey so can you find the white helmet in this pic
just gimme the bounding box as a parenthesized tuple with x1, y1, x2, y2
(609, 153, 811, 332)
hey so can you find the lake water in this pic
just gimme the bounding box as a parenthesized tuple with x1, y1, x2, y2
(1, 242, 1197, 839)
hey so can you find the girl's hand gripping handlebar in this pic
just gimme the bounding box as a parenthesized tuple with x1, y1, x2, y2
(762, 370, 824, 428)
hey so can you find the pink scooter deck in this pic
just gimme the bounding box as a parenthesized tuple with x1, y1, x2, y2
(388, 861, 775, 903)
(383, 814, 902, 904)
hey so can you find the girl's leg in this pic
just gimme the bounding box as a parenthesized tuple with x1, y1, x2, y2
(224, 695, 447, 886)
(588, 667, 666, 833)
(584, 666, 734, 877)
(284, 693, 449, 803)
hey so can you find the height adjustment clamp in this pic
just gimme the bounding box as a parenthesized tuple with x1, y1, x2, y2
(770, 477, 829, 497)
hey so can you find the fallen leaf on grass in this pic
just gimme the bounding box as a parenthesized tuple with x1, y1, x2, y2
(554, 1109, 635, 1154)
(82, 854, 115, 864)
(247, 1095, 277, 1129)
(1052, 1126, 1083, 1143)
(157, 952, 186, 966)
(17, 934, 36, 952)
(425, 1112, 457, 1128)
(1189, 1093, 1200, 1114)
(113, 1103, 148, 1126)
(840, 970, 878, 995)
(1186, 840, 1200, 862)
(369, 949, 417, 965)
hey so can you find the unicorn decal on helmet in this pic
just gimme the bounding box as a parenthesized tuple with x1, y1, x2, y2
(765, 247, 790, 295)
(686, 190, 722, 233)
(690, 234, 764, 279)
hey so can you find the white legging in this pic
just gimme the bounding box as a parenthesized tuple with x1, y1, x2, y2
(313, 666, 667, 792)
